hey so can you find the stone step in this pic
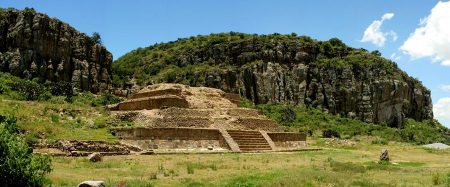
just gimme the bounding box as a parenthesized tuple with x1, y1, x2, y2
(227, 132, 262, 135)
(239, 145, 271, 148)
(234, 140, 269, 144)
(233, 137, 266, 141)
(239, 147, 271, 151)
(226, 130, 272, 152)
(239, 145, 271, 149)
(227, 134, 265, 138)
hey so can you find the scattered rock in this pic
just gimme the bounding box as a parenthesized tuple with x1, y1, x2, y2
(77, 181, 105, 187)
(423, 143, 450, 149)
(88, 152, 102, 162)
(48, 140, 140, 153)
(207, 146, 214, 150)
(379, 149, 389, 161)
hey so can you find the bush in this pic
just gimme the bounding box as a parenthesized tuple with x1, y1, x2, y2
(8, 79, 47, 101)
(432, 173, 441, 185)
(0, 115, 52, 186)
(91, 93, 123, 107)
(322, 129, 340, 138)
(280, 107, 296, 126)
(187, 162, 194, 174)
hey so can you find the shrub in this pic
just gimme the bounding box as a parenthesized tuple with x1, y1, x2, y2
(432, 172, 441, 185)
(371, 139, 388, 145)
(0, 115, 52, 187)
(280, 107, 296, 126)
(322, 129, 340, 138)
(187, 162, 194, 174)
(8, 79, 46, 101)
(91, 93, 123, 106)
(446, 172, 450, 186)
(0, 115, 20, 134)
(45, 81, 74, 101)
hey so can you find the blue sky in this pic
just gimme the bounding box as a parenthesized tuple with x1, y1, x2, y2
(1, 0, 450, 127)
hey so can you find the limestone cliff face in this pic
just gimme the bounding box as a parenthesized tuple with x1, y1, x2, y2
(113, 33, 433, 127)
(235, 62, 432, 127)
(0, 8, 112, 93)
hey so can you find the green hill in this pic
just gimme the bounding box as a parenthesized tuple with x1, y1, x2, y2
(112, 32, 433, 128)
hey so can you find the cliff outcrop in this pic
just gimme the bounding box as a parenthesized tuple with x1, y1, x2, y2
(113, 33, 433, 127)
(0, 8, 112, 93)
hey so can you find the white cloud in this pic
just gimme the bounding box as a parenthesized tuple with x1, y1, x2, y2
(433, 97, 450, 127)
(400, 1, 450, 66)
(390, 52, 401, 61)
(440, 84, 450, 92)
(361, 13, 397, 47)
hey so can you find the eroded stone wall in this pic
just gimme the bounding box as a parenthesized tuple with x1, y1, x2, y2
(268, 132, 307, 149)
(113, 128, 230, 150)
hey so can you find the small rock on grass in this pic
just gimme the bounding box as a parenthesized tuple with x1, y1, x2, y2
(379, 149, 389, 161)
(88, 152, 102, 162)
(78, 181, 105, 187)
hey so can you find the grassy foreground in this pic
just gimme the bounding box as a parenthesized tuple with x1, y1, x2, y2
(50, 138, 450, 187)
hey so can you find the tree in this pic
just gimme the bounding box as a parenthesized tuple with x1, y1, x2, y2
(91, 32, 102, 44)
(371, 50, 382, 56)
(0, 115, 52, 187)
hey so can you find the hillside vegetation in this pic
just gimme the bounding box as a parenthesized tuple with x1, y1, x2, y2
(113, 32, 410, 87)
(241, 99, 450, 145)
(0, 72, 122, 142)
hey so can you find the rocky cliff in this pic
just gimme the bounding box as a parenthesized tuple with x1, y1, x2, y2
(113, 33, 433, 128)
(0, 8, 112, 93)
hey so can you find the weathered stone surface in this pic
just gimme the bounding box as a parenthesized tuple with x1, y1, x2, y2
(0, 8, 112, 93)
(147, 61, 432, 127)
(77, 181, 105, 187)
(88, 152, 102, 162)
(380, 149, 389, 161)
(115, 34, 433, 127)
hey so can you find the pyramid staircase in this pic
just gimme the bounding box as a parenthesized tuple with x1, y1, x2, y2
(227, 130, 272, 152)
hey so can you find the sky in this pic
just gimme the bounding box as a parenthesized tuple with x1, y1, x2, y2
(1, 0, 450, 127)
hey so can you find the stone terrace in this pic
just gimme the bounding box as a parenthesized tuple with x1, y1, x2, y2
(109, 84, 306, 152)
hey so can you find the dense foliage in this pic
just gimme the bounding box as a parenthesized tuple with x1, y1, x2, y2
(112, 32, 414, 87)
(0, 115, 52, 187)
(0, 72, 123, 106)
(245, 101, 450, 145)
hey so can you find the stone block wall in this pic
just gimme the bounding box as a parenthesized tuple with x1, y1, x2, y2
(267, 132, 307, 148)
(113, 128, 230, 150)
(112, 96, 189, 110)
(223, 93, 241, 106)
(130, 88, 182, 99)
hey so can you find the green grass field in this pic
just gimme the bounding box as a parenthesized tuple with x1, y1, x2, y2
(49, 138, 450, 187)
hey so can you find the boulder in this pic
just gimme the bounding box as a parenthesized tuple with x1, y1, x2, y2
(88, 152, 102, 162)
(141, 149, 154, 155)
(379, 149, 389, 161)
(77, 181, 105, 187)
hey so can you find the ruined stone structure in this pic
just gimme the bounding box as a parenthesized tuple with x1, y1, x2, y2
(110, 84, 306, 152)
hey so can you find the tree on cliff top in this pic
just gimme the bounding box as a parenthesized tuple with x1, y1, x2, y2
(91, 32, 102, 44)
